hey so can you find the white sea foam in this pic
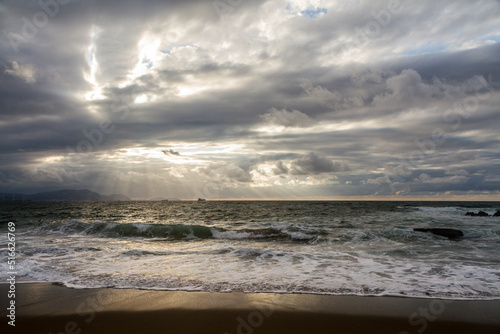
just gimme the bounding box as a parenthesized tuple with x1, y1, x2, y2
(211, 230, 252, 239)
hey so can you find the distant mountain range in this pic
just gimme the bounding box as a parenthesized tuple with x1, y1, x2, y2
(0, 189, 131, 202)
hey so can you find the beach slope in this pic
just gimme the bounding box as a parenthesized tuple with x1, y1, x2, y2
(1, 283, 499, 334)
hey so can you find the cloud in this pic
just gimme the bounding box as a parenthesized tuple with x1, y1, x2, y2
(4, 61, 37, 83)
(0, 0, 499, 199)
(200, 162, 253, 183)
(162, 149, 180, 156)
(290, 152, 350, 175)
(373, 69, 441, 107)
(273, 161, 289, 175)
(419, 173, 469, 184)
(259, 108, 314, 128)
(300, 80, 339, 100)
(445, 169, 468, 176)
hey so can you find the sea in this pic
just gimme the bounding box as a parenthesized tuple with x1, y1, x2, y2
(1, 201, 499, 300)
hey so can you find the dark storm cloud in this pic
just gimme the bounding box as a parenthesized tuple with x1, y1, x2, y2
(273, 161, 289, 175)
(290, 152, 350, 175)
(162, 149, 180, 156)
(0, 0, 499, 198)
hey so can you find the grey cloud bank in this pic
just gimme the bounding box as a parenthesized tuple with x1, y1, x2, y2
(0, 0, 499, 200)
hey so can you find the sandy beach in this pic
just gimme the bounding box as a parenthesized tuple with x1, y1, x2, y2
(1, 283, 499, 334)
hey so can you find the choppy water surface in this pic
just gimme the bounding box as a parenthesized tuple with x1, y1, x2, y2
(1, 201, 499, 299)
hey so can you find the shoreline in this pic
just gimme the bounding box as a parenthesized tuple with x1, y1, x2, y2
(2, 283, 500, 334)
(5, 281, 500, 301)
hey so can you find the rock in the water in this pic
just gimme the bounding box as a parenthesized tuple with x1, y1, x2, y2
(465, 211, 490, 217)
(493, 211, 500, 217)
(413, 228, 464, 239)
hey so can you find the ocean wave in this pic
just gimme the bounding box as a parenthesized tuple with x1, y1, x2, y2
(415, 205, 500, 216)
(33, 220, 323, 242)
(35, 220, 216, 239)
(120, 250, 169, 257)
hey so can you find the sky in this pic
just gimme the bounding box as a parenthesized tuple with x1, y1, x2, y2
(1, 0, 500, 200)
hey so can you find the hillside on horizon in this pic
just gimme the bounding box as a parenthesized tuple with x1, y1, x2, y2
(0, 189, 131, 202)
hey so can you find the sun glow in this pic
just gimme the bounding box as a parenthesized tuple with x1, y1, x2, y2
(84, 26, 105, 101)
(119, 33, 163, 89)
(133, 34, 161, 77)
(96, 144, 250, 167)
(38, 156, 65, 164)
(134, 94, 158, 104)
(177, 85, 207, 97)
(101, 147, 204, 165)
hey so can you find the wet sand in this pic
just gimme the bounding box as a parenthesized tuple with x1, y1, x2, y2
(1, 283, 500, 333)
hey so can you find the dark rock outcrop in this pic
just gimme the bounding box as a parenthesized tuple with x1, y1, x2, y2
(465, 211, 490, 217)
(493, 211, 500, 217)
(413, 228, 464, 240)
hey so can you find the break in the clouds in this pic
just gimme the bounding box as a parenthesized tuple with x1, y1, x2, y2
(1, 0, 499, 199)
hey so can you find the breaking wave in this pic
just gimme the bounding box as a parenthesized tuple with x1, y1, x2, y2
(34, 220, 322, 242)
